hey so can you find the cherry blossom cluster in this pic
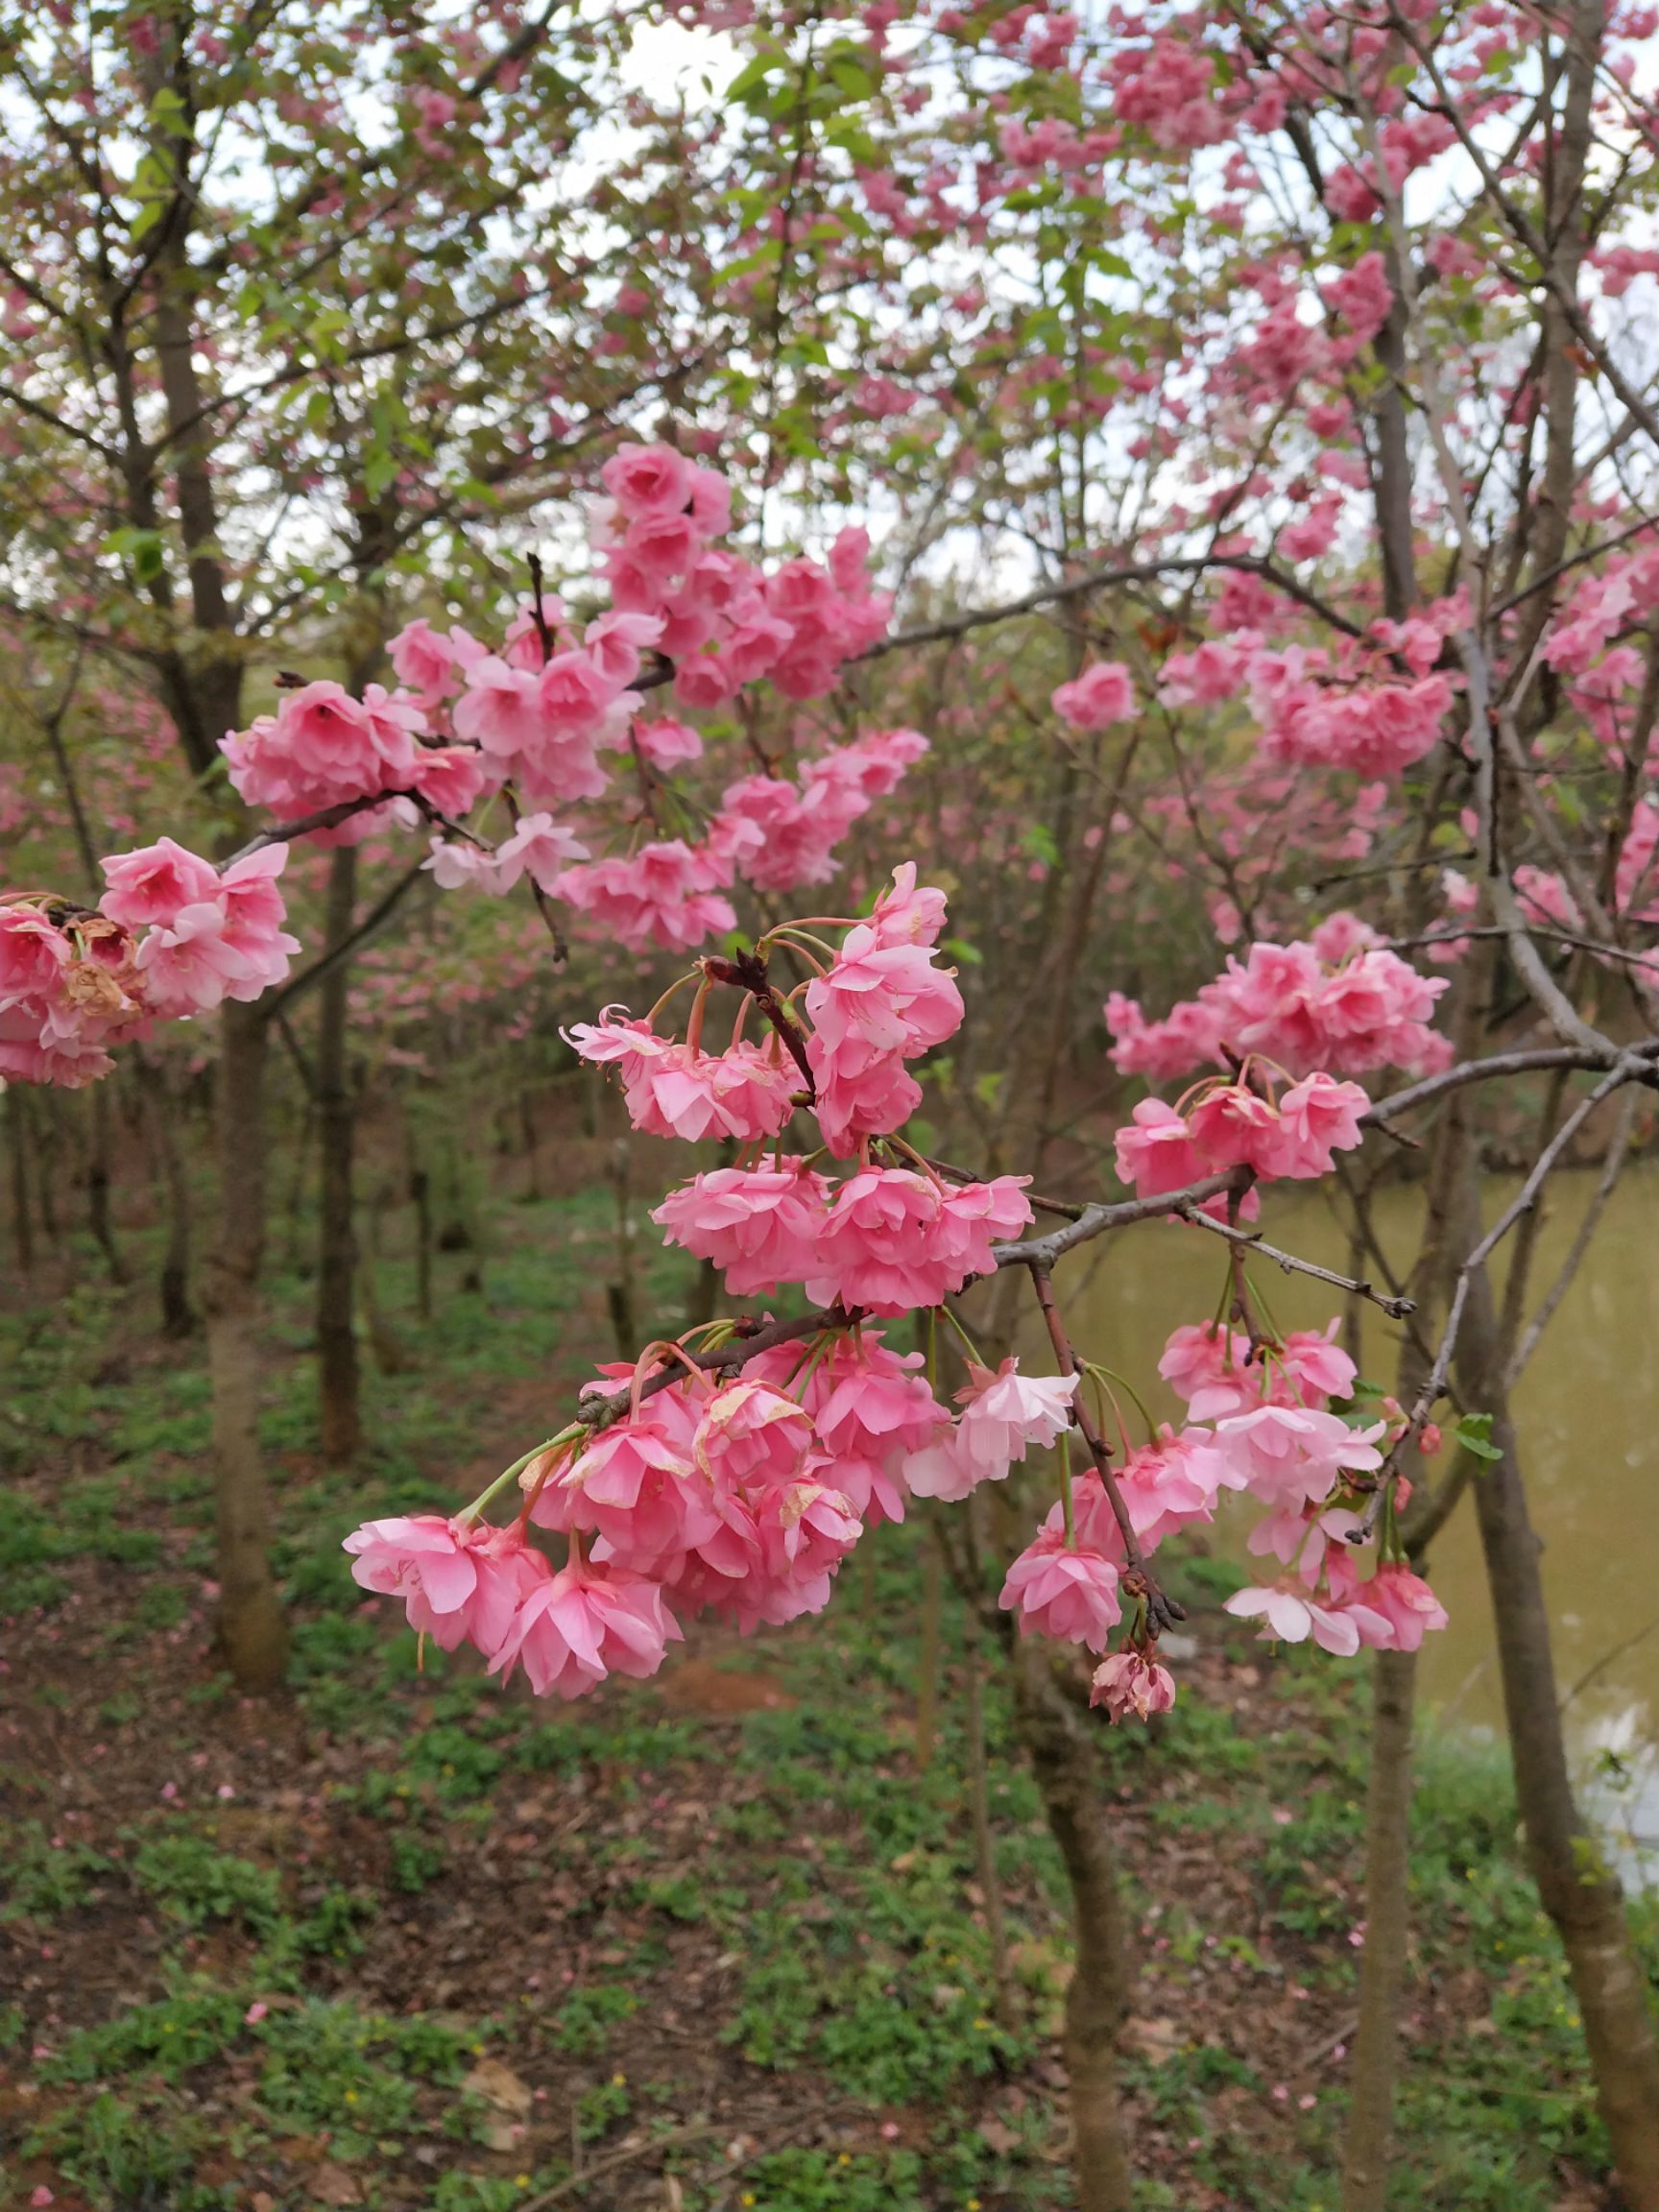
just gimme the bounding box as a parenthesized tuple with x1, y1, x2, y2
(0, 843, 298, 1087)
(346, 864, 1444, 1720)
(1107, 913, 1451, 1085)
(211, 447, 911, 955)
(3, 449, 926, 1087)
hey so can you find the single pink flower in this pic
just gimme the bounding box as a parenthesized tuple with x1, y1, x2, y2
(601, 442, 697, 519)
(952, 1358, 1077, 1483)
(1223, 1581, 1373, 1655)
(1091, 1650, 1177, 1722)
(344, 1515, 547, 1659)
(999, 1527, 1122, 1650)
(1211, 1405, 1384, 1510)
(99, 838, 221, 929)
(492, 1561, 682, 1698)
(652, 1162, 830, 1294)
(1051, 660, 1136, 730)
(1114, 1098, 1204, 1196)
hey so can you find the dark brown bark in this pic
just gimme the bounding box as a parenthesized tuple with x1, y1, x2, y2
(1447, 1144, 1659, 2208)
(8, 1085, 33, 1273)
(410, 1161, 434, 1323)
(915, 1531, 943, 1771)
(143, 1058, 196, 1336)
(963, 1626, 1017, 2033)
(1341, 1646, 1419, 2212)
(203, 1001, 289, 1694)
(1013, 1646, 1134, 2212)
(315, 847, 362, 1466)
(85, 1085, 126, 1281)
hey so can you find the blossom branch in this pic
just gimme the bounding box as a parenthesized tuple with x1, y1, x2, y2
(702, 948, 817, 1098)
(990, 1168, 1251, 1269)
(259, 859, 428, 1021)
(855, 551, 1365, 662)
(578, 1306, 849, 1432)
(1361, 1045, 1659, 1129)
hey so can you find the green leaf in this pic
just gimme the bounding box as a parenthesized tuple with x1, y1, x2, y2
(103, 526, 165, 583)
(941, 936, 982, 968)
(1455, 1412, 1503, 1464)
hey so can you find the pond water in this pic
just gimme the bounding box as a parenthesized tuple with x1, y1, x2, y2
(1039, 1166, 1659, 1873)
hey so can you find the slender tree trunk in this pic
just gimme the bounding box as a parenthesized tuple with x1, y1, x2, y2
(1448, 1148, 1659, 2207)
(1014, 1645, 1134, 2212)
(605, 1133, 637, 1359)
(8, 1086, 33, 1273)
(964, 1625, 1017, 2032)
(35, 1094, 60, 1246)
(915, 1532, 943, 1772)
(1341, 1646, 1418, 2212)
(203, 1000, 289, 1693)
(410, 1160, 434, 1323)
(315, 847, 362, 1466)
(86, 1084, 126, 1280)
(143, 1058, 196, 1336)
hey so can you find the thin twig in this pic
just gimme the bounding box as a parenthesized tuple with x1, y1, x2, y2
(1171, 1206, 1417, 1319)
(260, 860, 426, 1020)
(1504, 1085, 1641, 1389)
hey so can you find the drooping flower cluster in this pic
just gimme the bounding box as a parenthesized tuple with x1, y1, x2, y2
(347, 866, 1442, 1720)
(6, 450, 927, 1091)
(1107, 914, 1451, 1082)
(0, 840, 300, 1085)
(1113, 1066, 1369, 1201)
(217, 451, 912, 954)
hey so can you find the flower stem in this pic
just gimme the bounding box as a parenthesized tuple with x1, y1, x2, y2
(459, 1424, 586, 1524)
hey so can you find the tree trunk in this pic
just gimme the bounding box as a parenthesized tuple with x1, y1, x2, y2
(964, 1624, 1017, 2033)
(144, 1058, 196, 1336)
(203, 1000, 289, 1694)
(8, 1085, 33, 1273)
(315, 847, 362, 1466)
(86, 1084, 126, 1280)
(1341, 1646, 1418, 2212)
(34, 1094, 60, 1246)
(410, 1160, 434, 1323)
(1014, 1645, 1134, 2212)
(1449, 1151, 1659, 2208)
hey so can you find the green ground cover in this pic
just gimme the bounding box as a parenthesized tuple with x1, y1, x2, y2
(1, 1190, 1650, 2209)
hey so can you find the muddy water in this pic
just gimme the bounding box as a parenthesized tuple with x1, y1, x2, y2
(1045, 1167, 1659, 1868)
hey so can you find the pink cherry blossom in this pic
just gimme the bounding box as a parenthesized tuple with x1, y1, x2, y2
(1211, 1405, 1385, 1511)
(492, 815, 589, 893)
(999, 1527, 1122, 1650)
(221, 681, 424, 822)
(1223, 1582, 1369, 1655)
(1338, 1558, 1448, 1649)
(804, 1168, 1031, 1315)
(1268, 1071, 1369, 1176)
(559, 841, 735, 951)
(1114, 1097, 1205, 1195)
(492, 1560, 681, 1697)
(952, 1359, 1077, 1482)
(568, 1010, 798, 1143)
(388, 618, 460, 698)
(1091, 1650, 1177, 1722)
(652, 1162, 831, 1294)
(1051, 660, 1136, 730)
(99, 838, 221, 929)
(601, 442, 697, 518)
(344, 1515, 548, 1659)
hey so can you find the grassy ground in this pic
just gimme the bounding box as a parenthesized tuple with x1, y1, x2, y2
(1, 1184, 1651, 2211)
